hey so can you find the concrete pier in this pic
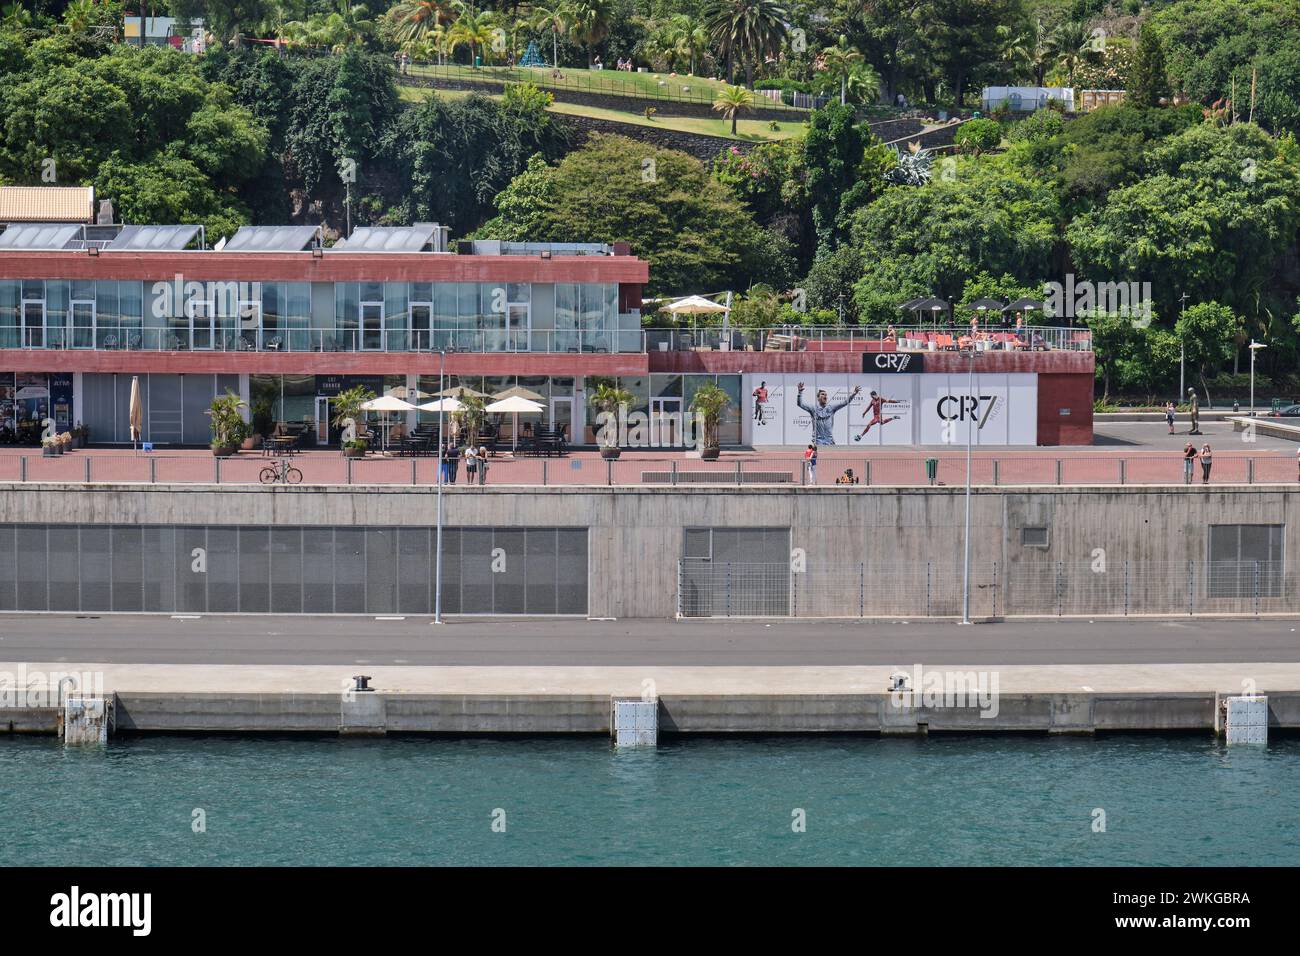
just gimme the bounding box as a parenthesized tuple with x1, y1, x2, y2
(4, 662, 1299, 737)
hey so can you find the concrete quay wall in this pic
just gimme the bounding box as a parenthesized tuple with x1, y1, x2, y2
(8, 689, 1297, 735)
(2, 483, 1299, 618)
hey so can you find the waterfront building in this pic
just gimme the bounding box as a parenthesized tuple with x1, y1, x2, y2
(0, 215, 1094, 449)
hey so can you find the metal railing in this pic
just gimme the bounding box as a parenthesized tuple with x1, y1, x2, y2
(0, 453, 1292, 487)
(678, 559, 1291, 618)
(7, 323, 1093, 355)
(646, 324, 1093, 353)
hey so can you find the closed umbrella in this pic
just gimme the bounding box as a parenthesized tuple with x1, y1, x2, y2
(128, 375, 143, 451)
(485, 396, 544, 453)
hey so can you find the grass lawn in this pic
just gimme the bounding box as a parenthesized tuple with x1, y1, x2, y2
(404, 62, 806, 114)
(399, 84, 803, 142)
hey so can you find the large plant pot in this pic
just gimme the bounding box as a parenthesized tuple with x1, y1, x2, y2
(42, 446, 55, 457)
(700, 446, 721, 461)
(600, 447, 622, 460)
(212, 445, 238, 458)
(342, 446, 367, 459)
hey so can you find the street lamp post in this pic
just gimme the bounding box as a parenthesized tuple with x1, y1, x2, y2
(1178, 292, 1189, 400)
(1249, 340, 1267, 418)
(434, 349, 446, 625)
(960, 347, 979, 626)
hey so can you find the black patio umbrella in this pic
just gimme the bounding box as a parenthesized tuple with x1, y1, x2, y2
(897, 298, 926, 312)
(966, 298, 1006, 312)
(1003, 297, 1044, 314)
(911, 297, 949, 325)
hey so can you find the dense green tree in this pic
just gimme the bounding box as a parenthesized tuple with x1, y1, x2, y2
(94, 151, 250, 241)
(1175, 301, 1240, 404)
(1067, 122, 1300, 329)
(479, 133, 793, 295)
(849, 156, 1059, 323)
(927, 0, 1028, 106)
(1128, 24, 1170, 107)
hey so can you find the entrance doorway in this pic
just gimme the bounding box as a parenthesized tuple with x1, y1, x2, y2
(549, 396, 573, 441)
(315, 396, 331, 445)
(650, 396, 683, 447)
(410, 302, 432, 351)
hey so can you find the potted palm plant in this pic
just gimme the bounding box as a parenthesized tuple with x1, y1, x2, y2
(452, 393, 487, 449)
(331, 385, 374, 458)
(689, 383, 731, 460)
(207, 390, 248, 457)
(588, 380, 634, 460)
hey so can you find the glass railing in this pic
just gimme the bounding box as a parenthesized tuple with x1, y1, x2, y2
(3, 325, 644, 354)
(3, 323, 1093, 354)
(645, 325, 1093, 353)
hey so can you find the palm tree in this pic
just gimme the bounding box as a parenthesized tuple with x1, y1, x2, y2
(820, 36, 863, 105)
(668, 13, 709, 76)
(448, 3, 495, 65)
(1047, 20, 1090, 88)
(391, 0, 455, 43)
(528, 2, 571, 69)
(844, 63, 882, 106)
(567, 0, 613, 67)
(61, 0, 96, 33)
(1, 2, 32, 29)
(713, 84, 755, 135)
(705, 0, 789, 88)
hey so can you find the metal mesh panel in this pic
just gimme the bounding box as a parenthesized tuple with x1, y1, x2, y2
(0, 523, 587, 615)
(111, 525, 144, 612)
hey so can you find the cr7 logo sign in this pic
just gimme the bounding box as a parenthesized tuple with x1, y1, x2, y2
(937, 394, 998, 428)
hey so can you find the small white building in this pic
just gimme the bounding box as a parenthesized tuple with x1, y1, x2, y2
(981, 86, 1075, 113)
(123, 16, 205, 52)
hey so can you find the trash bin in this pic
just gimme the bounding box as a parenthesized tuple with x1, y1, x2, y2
(925, 457, 938, 485)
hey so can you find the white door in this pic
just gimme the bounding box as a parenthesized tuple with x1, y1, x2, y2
(410, 302, 432, 351)
(507, 303, 530, 351)
(189, 300, 215, 350)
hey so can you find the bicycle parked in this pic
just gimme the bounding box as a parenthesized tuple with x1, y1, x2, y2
(259, 457, 303, 484)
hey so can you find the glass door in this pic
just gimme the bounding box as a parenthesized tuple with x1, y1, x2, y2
(71, 300, 95, 349)
(549, 396, 573, 442)
(22, 300, 45, 349)
(360, 301, 384, 350)
(507, 303, 530, 351)
(315, 396, 331, 445)
(189, 300, 215, 350)
(240, 300, 261, 351)
(410, 302, 432, 351)
(650, 397, 683, 447)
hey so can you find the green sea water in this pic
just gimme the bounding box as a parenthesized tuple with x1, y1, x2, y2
(3, 734, 1297, 866)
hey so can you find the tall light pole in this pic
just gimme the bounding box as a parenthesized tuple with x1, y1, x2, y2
(434, 348, 446, 625)
(1249, 340, 1266, 417)
(1178, 292, 1189, 400)
(960, 347, 979, 626)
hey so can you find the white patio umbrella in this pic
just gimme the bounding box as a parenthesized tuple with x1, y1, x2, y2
(360, 395, 416, 451)
(484, 395, 544, 453)
(418, 397, 464, 448)
(387, 385, 431, 401)
(417, 398, 463, 413)
(663, 295, 727, 315)
(492, 384, 546, 402)
(435, 384, 488, 399)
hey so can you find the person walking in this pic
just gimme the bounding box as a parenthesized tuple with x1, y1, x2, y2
(463, 444, 478, 484)
(804, 443, 818, 484)
(1183, 442, 1197, 485)
(477, 445, 489, 485)
(1165, 401, 1176, 434)
(1200, 444, 1213, 484)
